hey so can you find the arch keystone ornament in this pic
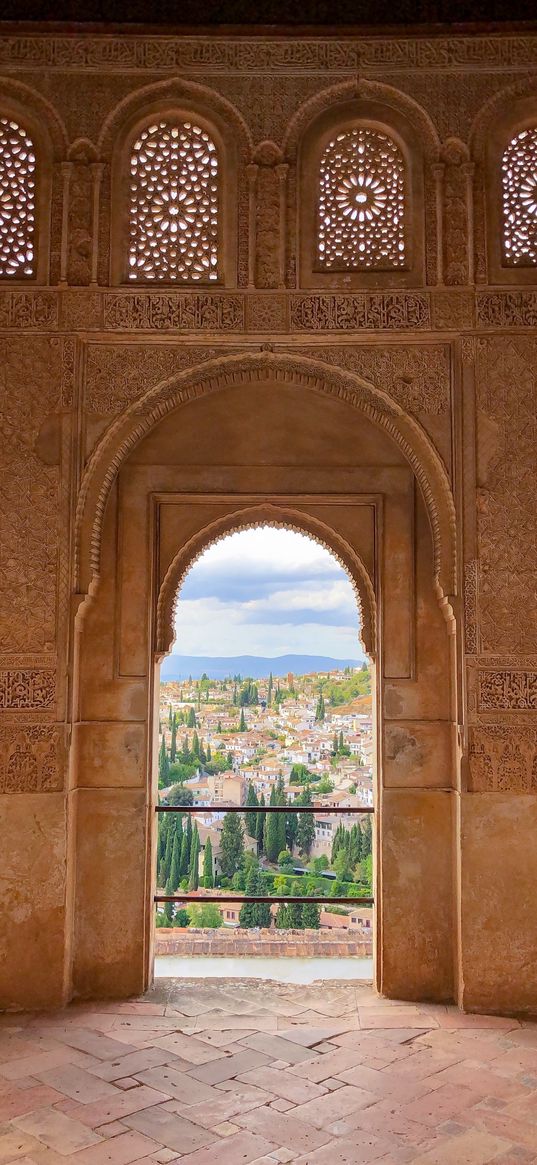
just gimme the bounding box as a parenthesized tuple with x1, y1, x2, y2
(75, 351, 457, 606)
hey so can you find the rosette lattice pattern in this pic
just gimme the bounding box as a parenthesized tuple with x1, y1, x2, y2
(0, 119, 36, 277)
(128, 120, 219, 282)
(318, 127, 405, 270)
(502, 128, 537, 266)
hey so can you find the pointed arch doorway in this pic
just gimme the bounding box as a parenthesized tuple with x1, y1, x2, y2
(72, 353, 459, 1005)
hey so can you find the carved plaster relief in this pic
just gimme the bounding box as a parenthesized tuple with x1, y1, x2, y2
(0, 723, 63, 793)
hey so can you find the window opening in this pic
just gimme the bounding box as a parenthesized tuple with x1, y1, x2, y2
(154, 526, 374, 982)
(0, 119, 36, 278)
(318, 126, 405, 271)
(128, 119, 219, 282)
(502, 127, 537, 266)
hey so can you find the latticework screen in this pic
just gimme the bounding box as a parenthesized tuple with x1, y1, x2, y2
(0, 119, 36, 278)
(318, 127, 406, 271)
(128, 120, 219, 282)
(502, 128, 537, 266)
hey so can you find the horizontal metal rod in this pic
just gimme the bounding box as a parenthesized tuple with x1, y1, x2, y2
(156, 804, 374, 814)
(155, 895, 374, 905)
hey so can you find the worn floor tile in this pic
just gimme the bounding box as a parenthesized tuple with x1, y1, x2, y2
(13, 1109, 104, 1154)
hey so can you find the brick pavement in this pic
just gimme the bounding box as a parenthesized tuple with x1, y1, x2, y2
(1, 978, 536, 1163)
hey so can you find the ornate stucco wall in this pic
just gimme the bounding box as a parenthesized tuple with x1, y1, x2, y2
(0, 30, 536, 1012)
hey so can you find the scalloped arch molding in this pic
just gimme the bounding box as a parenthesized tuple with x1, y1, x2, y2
(75, 350, 457, 602)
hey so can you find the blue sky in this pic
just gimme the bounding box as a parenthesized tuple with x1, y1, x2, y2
(172, 527, 365, 659)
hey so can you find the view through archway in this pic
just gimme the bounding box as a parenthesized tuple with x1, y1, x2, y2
(154, 525, 375, 982)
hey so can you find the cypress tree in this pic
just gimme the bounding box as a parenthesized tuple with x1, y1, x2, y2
(245, 782, 259, 839)
(202, 837, 214, 888)
(255, 870, 271, 928)
(297, 788, 315, 857)
(315, 691, 325, 722)
(239, 865, 258, 928)
(168, 705, 173, 727)
(361, 814, 373, 857)
(302, 893, 321, 929)
(163, 820, 174, 881)
(267, 672, 273, 706)
(163, 900, 174, 925)
(187, 707, 197, 728)
(158, 736, 169, 785)
(179, 831, 189, 877)
(275, 774, 287, 854)
(339, 730, 344, 752)
(239, 708, 246, 732)
(264, 786, 281, 863)
(217, 720, 222, 733)
(206, 744, 212, 761)
(169, 832, 181, 891)
(256, 792, 266, 855)
(220, 812, 244, 877)
(333, 731, 339, 754)
(188, 825, 200, 891)
(192, 730, 200, 758)
(170, 716, 177, 763)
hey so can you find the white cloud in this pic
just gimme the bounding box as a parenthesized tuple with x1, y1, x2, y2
(172, 526, 364, 659)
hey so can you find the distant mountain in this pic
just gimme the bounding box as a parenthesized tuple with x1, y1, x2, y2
(160, 654, 365, 681)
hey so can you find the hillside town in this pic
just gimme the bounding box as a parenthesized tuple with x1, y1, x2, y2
(155, 664, 374, 951)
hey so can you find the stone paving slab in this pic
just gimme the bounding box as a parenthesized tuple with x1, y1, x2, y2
(1, 979, 536, 1164)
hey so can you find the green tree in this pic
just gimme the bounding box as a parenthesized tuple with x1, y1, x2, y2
(297, 788, 315, 857)
(163, 900, 174, 926)
(278, 850, 294, 870)
(256, 792, 266, 855)
(220, 812, 244, 878)
(202, 837, 214, 888)
(175, 907, 189, 927)
(187, 707, 197, 729)
(317, 776, 334, 794)
(170, 715, 177, 763)
(217, 720, 222, 733)
(168, 831, 181, 891)
(179, 827, 190, 877)
(188, 824, 200, 891)
(167, 783, 194, 805)
(315, 690, 325, 722)
(361, 814, 373, 858)
(302, 893, 321, 929)
(239, 707, 246, 732)
(264, 787, 282, 863)
(181, 735, 191, 762)
(267, 671, 273, 706)
(168, 705, 173, 728)
(239, 863, 258, 928)
(158, 736, 170, 787)
(191, 730, 200, 758)
(244, 782, 259, 839)
(188, 903, 223, 928)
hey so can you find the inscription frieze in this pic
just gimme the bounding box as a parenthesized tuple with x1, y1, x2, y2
(2, 35, 537, 72)
(290, 293, 430, 332)
(477, 291, 537, 328)
(103, 292, 245, 333)
(478, 670, 537, 711)
(0, 669, 56, 711)
(0, 291, 58, 330)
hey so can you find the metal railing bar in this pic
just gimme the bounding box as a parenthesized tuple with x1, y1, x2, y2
(155, 894, 374, 905)
(156, 804, 374, 814)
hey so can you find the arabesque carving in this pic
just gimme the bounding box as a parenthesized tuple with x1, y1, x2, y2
(475, 338, 537, 654)
(468, 725, 537, 792)
(0, 722, 63, 793)
(0, 292, 58, 329)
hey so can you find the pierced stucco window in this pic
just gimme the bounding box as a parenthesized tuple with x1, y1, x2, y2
(502, 127, 537, 266)
(0, 118, 36, 278)
(317, 127, 406, 271)
(128, 119, 219, 282)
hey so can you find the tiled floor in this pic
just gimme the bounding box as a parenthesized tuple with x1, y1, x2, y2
(2, 978, 537, 1164)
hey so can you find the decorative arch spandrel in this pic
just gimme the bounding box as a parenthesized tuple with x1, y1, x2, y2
(74, 351, 457, 608)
